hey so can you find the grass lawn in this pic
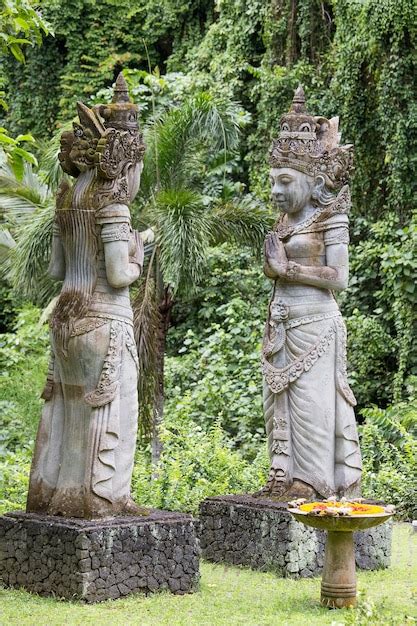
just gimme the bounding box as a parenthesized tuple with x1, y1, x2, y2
(0, 523, 415, 626)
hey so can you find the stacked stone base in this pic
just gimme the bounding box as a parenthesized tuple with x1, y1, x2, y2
(0, 510, 200, 602)
(199, 495, 392, 577)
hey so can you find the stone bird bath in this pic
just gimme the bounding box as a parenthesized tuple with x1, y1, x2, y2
(288, 503, 394, 608)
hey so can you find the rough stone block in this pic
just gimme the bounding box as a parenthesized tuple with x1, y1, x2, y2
(199, 495, 392, 577)
(0, 510, 200, 602)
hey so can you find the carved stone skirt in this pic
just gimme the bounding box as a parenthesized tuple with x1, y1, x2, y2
(262, 300, 362, 498)
(27, 318, 139, 518)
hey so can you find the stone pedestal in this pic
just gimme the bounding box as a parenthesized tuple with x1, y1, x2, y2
(199, 495, 392, 577)
(0, 510, 200, 602)
(320, 530, 357, 608)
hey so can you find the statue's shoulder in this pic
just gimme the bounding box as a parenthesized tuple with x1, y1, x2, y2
(322, 212, 349, 230)
(96, 203, 131, 225)
(314, 184, 351, 232)
(323, 213, 350, 245)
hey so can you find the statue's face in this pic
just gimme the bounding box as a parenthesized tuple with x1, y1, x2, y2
(270, 167, 314, 214)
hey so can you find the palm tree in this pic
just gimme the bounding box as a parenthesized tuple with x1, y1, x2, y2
(133, 91, 271, 465)
(1, 90, 272, 466)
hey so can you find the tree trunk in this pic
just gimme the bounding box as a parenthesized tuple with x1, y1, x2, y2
(151, 285, 173, 473)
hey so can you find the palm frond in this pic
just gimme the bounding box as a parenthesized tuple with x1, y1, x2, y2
(9, 202, 57, 304)
(151, 189, 212, 296)
(0, 158, 55, 294)
(37, 122, 73, 192)
(209, 195, 273, 254)
(132, 274, 162, 438)
(0, 194, 42, 227)
(140, 92, 244, 199)
(0, 161, 50, 225)
(189, 92, 242, 153)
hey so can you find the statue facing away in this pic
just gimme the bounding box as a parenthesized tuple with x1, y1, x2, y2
(26, 74, 146, 518)
(260, 86, 362, 501)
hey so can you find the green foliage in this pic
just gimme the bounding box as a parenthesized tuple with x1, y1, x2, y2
(2, 36, 65, 138)
(164, 245, 269, 457)
(0, 0, 50, 63)
(0, 134, 37, 181)
(166, 310, 265, 458)
(359, 390, 417, 520)
(4, 0, 416, 224)
(0, 305, 48, 512)
(0, 448, 31, 512)
(340, 212, 417, 400)
(0, 282, 20, 331)
(329, 0, 417, 221)
(132, 395, 268, 515)
(7, 202, 55, 304)
(131, 87, 270, 432)
(345, 310, 396, 407)
(3, 0, 213, 134)
(0, 0, 50, 181)
(0, 303, 48, 371)
(0, 153, 56, 304)
(109, 69, 208, 126)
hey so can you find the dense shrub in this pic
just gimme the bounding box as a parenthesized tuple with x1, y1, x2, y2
(0, 449, 31, 514)
(132, 395, 269, 515)
(345, 311, 396, 408)
(0, 306, 48, 514)
(165, 245, 268, 457)
(360, 386, 417, 520)
(0, 304, 48, 371)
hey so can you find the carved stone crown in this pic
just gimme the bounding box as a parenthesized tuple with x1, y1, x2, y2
(94, 73, 139, 132)
(59, 70, 145, 182)
(269, 85, 354, 189)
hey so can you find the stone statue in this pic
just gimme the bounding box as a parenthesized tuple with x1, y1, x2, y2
(26, 74, 146, 518)
(260, 86, 362, 501)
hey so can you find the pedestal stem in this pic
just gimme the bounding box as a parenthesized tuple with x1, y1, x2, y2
(321, 530, 357, 609)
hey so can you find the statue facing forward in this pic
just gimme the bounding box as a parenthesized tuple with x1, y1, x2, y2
(261, 86, 362, 500)
(27, 74, 145, 518)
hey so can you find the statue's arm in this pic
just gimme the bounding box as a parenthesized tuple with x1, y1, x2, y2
(48, 223, 66, 281)
(101, 218, 143, 289)
(265, 227, 349, 291)
(285, 241, 349, 290)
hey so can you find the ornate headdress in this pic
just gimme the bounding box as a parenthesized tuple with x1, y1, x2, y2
(269, 86, 353, 190)
(60, 72, 146, 178)
(94, 73, 140, 132)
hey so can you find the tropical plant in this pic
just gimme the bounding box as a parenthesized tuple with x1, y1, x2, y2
(0, 0, 50, 63)
(0, 151, 55, 304)
(0, 0, 50, 176)
(132, 394, 268, 515)
(359, 384, 417, 520)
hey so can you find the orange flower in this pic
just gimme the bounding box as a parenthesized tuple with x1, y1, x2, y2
(298, 501, 385, 515)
